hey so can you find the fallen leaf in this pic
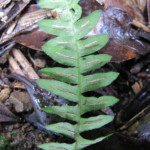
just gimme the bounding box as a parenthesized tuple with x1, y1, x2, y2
(1, 4, 54, 44)
(14, 28, 56, 51)
(13, 0, 150, 62)
(0, 102, 19, 122)
(104, 0, 145, 24)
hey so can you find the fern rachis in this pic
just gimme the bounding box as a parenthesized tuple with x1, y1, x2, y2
(37, 0, 119, 149)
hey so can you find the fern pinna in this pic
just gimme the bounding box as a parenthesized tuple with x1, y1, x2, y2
(37, 0, 119, 149)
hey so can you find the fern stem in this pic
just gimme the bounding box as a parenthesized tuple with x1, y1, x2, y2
(74, 32, 82, 150)
(65, 2, 83, 149)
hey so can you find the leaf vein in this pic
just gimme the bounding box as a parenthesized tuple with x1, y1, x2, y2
(51, 85, 76, 97)
(85, 100, 105, 106)
(56, 52, 76, 61)
(81, 41, 99, 51)
(84, 59, 100, 67)
(57, 127, 75, 135)
(76, 21, 91, 34)
(55, 72, 76, 78)
(82, 119, 102, 126)
(52, 25, 70, 30)
(83, 78, 106, 87)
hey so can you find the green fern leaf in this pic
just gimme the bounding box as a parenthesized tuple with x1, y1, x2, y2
(42, 44, 77, 66)
(77, 135, 110, 150)
(37, 0, 119, 149)
(41, 105, 78, 121)
(79, 115, 113, 132)
(38, 0, 67, 9)
(79, 34, 109, 56)
(81, 72, 119, 93)
(74, 10, 101, 39)
(46, 122, 76, 138)
(80, 54, 111, 73)
(40, 67, 78, 84)
(38, 79, 78, 102)
(81, 96, 119, 114)
(38, 20, 73, 36)
(38, 142, 75, 150)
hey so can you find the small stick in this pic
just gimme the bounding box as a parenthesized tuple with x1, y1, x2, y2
(132, 19, 150, 33)
(12, 48, 39, 79)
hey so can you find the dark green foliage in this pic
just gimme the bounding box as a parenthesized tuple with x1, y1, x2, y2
(37, 0, 119, 149)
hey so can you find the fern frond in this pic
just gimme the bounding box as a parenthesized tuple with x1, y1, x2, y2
(37, 0, 119, 149)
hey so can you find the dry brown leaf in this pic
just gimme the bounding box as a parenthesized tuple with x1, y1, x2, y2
(1, 4, 54, 45)
(104, 0, 145, 24)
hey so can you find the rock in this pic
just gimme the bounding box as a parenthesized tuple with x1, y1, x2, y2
(8, 91, 32, 112)
(0, 88, 11, 102)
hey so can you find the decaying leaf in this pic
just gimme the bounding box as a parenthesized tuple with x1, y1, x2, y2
(104, 0, 146, 24)
(0, 101, 19, 122)
(1, 4, 55, 45)
(14, 28, 56, 51)
(13, 0, 150, 63)
(99, 7, 150, 62)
